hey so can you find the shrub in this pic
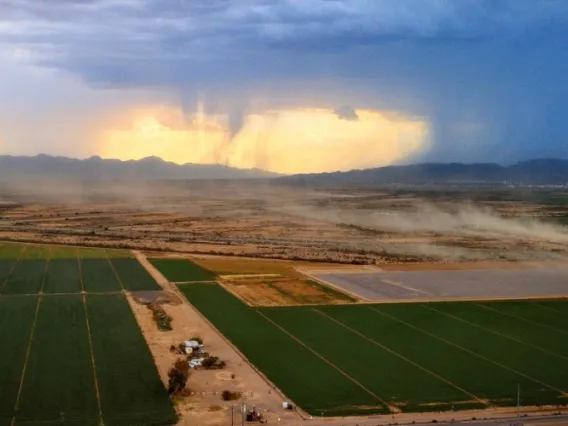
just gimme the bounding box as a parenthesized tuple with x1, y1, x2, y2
(221, 390, 241, 401)
(147, 304, 173, 331)
(168, 358, 190, 395)
(202, 356, 226, 370)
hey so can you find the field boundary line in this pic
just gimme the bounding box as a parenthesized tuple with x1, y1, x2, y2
(378, 306, 568, 398)
(476, 304, 568, 336)
(313, 308, 489, 407)
(11, 295, 42, 426)
(76, 248, 85, 293)
(426, 305, 568, 362)
(535, 303, 568, 317)
(0, 245, 26, 293)
(38, 247, 52, 294)
(82, 295, 104, 426)
(256, 310, 397, 413)
(105, 250, 125, 291)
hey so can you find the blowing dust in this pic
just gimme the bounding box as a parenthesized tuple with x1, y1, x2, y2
(278, 202, 568, 262)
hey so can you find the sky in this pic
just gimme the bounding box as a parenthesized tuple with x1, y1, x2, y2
(0, 0, 567, 174)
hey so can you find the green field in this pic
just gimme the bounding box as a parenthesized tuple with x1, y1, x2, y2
(0, 260, 16, 287)
(0, 242, 176, 425)
(49, 246, 80, 259)
(0, 243, 130, 260)
(44, 259, 82, 293)
(110, 258, 161, 291)
(0, 243, 25, 259)
(0, 242, 158, 294)
(19, 245, 51, 260)
(0, 297, 37, 426)
(79, 248, 132, 259)
(179, 282, 568, 416)
(149, 258, 216, 282)
(87, 295, 178, 426)
(80, 259, 122, 292)
(1, 260, 46, 295)
(16, 296, 99, 426)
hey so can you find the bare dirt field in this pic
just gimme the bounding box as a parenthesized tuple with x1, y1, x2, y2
(2, 181, 568, 266)
(219, 275, 355, 306)
(308, 267, 568, 302)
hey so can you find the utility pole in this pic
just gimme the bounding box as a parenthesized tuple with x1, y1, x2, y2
(241, 402, 246, 426)
(231, 404, 234, 426)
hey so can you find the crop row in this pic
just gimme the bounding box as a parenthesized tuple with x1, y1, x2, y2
(0, 295, 176, 426)
(0, 257, 160, 294)
(179, 282, 568, 416)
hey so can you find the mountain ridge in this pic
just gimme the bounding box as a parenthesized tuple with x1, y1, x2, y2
(281, 158, 568, 185)
(0, 154, 278, 180)
(2, 154, 568, 184)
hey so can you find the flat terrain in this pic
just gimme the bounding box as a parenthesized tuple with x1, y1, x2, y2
(4, 183, 568, 265)
(310, 268, 568, 301)
(221, 276, 356, 306)
(87, 295, 177, 426)
(149, 258, 216, 282)
(179, 282, 568, 417)
(0, 242, 176, 426)
(0, 242, 158, 294)
(110, 258, 161, 291)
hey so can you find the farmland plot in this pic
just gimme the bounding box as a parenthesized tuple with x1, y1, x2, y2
(376, 303, 568, 406)
(86, 295, 177, 426)
(178, 283, 387, 416)
(150, 258, 216, 282)
(1, 260, 46, 295)
(110, 258, 160, 291)
(80, 259, 122, 292)
(43, 259, 82, 294)
(263, 307, 483, 412)
(0, 297, 37, 426)
(427, 302, 568, 360)
(49, 246, 80, 259)
(0, 243, 24, 259)
(0, 260, 16, 288)
(179, 282, 568, 416)
(318, 305, 560, 407)
(15, 296, 100, 426)
(79, 248, 131, 259)
(19, 245, 51, 260)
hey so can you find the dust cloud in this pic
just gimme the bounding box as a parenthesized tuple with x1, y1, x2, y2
(277, 202, 568, 261)
(2, 179, 568, 263)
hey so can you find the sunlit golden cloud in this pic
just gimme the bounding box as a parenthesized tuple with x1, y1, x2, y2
(99, 106, 430, 174)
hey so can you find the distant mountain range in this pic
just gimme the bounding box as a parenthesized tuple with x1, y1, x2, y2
(2, 155, 568, 185)
(281, 159, 568, 186)
(0, 155, 278, 180)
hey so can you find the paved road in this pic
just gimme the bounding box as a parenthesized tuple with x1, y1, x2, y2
(276, 413, 568, 426)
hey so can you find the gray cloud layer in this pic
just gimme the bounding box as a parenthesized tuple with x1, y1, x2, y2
(1, 0, 568, 164)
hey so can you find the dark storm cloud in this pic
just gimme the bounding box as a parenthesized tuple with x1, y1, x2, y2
(1, 0, 568, 163)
